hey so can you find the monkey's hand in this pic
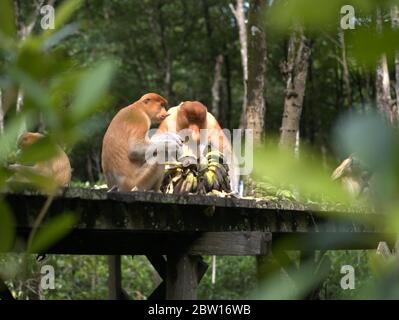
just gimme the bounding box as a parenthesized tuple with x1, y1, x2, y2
(148, 133, 183, 163)
(150, 132, 183, 147)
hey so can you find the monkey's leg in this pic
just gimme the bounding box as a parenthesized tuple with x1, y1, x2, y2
(134, 163, 165, 191)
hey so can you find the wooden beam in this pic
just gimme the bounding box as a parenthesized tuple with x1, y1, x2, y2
(166, 254, 201, 300)
(4, 190, 385, 234)
(146, 255, 167, 279)
(188, 232, 271, 256)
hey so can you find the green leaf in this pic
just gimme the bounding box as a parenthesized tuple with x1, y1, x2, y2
(56, 0, 83, 27)
(69, 61, 115, 121)
(0, 0, 16, 39)
(18, 136, 59, 164)
(28, 212, 78, 254)
(0, 201, 15, 252)
(0, 116, 26, 165)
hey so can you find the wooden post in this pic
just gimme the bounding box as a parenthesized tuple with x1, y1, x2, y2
(108, 255, 122, 300)
(166, 253, 200, 300)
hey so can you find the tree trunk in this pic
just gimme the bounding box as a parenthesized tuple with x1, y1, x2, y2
(376, 7, 394, 124)
(392, 6, 399, 115)
(157, 2, 174, 102)
(0, 89, 4, 135)
(224, 54, 233, 129)
(211, 55, 224, 119)
(279, 25, 311, 150)
(339, 29, 352, 109)
(245, 0, 267, 143)
(230, 0, 248, 128)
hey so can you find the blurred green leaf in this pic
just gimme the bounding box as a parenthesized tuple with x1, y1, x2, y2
(253, 143, 353, 205)
(28, 212, 78, 254)
(334, 112, 394, 171)
(0, 201, 15, 252)
(69, 61, 115, 121)
(0, 116, 26, 165)
(18, 136, 59, 164)
(53, 0, 83, 32)
(0, 0, 16, 39)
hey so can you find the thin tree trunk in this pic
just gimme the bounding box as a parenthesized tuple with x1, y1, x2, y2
(224, 54, 233, 129)
(339, 29, 352, 109)
(157, 2, 174, 102)
(13, 0, 53, 133)
(211, 55, 224, 118)
(279, 25, 311, 150)
(392, 6, 399, 115)
(0, 89, 4, 134)
(376, 7, 394, 124)
(230, 0, 248, 128)
(245, 0, 267, 143)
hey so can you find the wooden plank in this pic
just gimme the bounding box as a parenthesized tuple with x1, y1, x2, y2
(166, 254, 200, 300)
(3, 191, 384, 234)
(188, 232, 271, 256)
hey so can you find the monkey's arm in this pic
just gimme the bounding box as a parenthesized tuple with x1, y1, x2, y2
(128, 133, 183, 163)
(128, 140, 151, 162)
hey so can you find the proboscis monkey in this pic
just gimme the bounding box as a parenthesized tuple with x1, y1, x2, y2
(101, 93, 182, 192)
(331, 155, 372, 196)
(157, 101, 240, 193)
(9, 132, 71, 188)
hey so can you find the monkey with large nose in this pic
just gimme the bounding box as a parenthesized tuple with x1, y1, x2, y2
(157, 101, 240, 193)
(101, 93, 183, 192)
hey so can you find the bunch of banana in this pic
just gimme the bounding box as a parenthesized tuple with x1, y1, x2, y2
(197, 151, 231, 194)
(161, 145, 198, 194)
(161, 147, 231, 195)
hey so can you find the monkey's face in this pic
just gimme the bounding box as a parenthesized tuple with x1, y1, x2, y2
(140, 93, 169, 124)
(17, 132, 44, 149)
(179, 101, 207, 143)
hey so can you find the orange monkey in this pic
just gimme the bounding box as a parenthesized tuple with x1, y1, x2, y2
(101, 93, 182, 192)
(158, 101, 240, 192)
(9, 132, 71, 188)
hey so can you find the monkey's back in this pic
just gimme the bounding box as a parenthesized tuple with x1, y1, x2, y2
(101, 105, 144, 190)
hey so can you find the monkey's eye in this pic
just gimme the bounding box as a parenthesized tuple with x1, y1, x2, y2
(144, 98, 151, 104)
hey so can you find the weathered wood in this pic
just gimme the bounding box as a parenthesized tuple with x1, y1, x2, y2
(146, 255, 167, 279)
(1, 189, 394, 255)
(189, 232, 271, 256)
(146, 255, 167, 300)
(107, 255, 129, 300)
(148, 255, 208, 300)
(3, 189, 382, 234)
(166, 254, 200, 300)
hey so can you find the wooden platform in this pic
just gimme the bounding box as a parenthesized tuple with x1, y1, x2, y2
(0, 188, 395, 300)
